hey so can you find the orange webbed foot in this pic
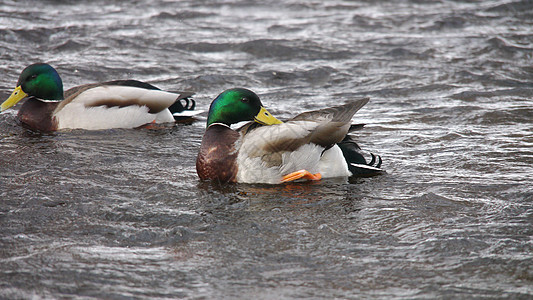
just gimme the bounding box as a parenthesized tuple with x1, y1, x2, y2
(281, 170, 322, 182)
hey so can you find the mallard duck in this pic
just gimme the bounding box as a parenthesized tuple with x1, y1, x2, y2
(196, 88, 383, 184)
(0, 63, 196, 132)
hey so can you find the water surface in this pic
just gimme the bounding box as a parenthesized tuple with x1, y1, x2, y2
(1, 0, 532, 298)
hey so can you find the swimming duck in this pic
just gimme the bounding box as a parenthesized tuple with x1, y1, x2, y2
(0, 63, 196, 132)
(196, 88, 383, 184)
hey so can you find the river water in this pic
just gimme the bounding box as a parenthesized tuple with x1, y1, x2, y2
(0, 0, 532, 298)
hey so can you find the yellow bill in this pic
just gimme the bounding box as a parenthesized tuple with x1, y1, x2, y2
(254, 106, 283, 125)
(1, 86, 28, 112)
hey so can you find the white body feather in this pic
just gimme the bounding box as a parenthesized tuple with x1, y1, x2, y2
(236, 121, 352, 184)
(55, 86, 177, 130)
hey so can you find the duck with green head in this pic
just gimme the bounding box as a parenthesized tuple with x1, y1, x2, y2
(1, 63, 196, 132)
(196, 88, 384, 184)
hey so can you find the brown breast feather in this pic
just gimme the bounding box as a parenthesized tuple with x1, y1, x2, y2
(18, 98, 59, 132)
(196, 124, 241, 183)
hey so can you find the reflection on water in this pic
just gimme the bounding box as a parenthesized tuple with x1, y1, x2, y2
(1, 0, 532, 298)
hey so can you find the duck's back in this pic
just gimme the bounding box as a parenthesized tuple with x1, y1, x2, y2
(54, 84, 178, 130)
(234, 99, 370, 183)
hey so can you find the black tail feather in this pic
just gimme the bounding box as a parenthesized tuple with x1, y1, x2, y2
(376, 155, 382, 168)
(169, 97, 196, 114)
(348, 123, 366, 132)
(368, 153, 376, 166)
(337, 136, 384, 177)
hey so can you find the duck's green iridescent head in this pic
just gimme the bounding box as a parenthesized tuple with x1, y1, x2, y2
(207, 88, 282, 127)
(1, 63, 63, 112)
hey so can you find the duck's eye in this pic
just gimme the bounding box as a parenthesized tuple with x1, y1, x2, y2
(240, 97, 249, 103)
(28, 74, 37, 81)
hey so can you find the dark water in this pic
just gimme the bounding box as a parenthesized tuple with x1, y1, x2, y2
(1, 0, 532, 298)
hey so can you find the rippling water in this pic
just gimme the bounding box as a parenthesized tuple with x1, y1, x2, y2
(1, 0, 532, 298)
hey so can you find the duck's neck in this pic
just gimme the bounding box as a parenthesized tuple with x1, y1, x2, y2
(208, 122, 231, 128)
